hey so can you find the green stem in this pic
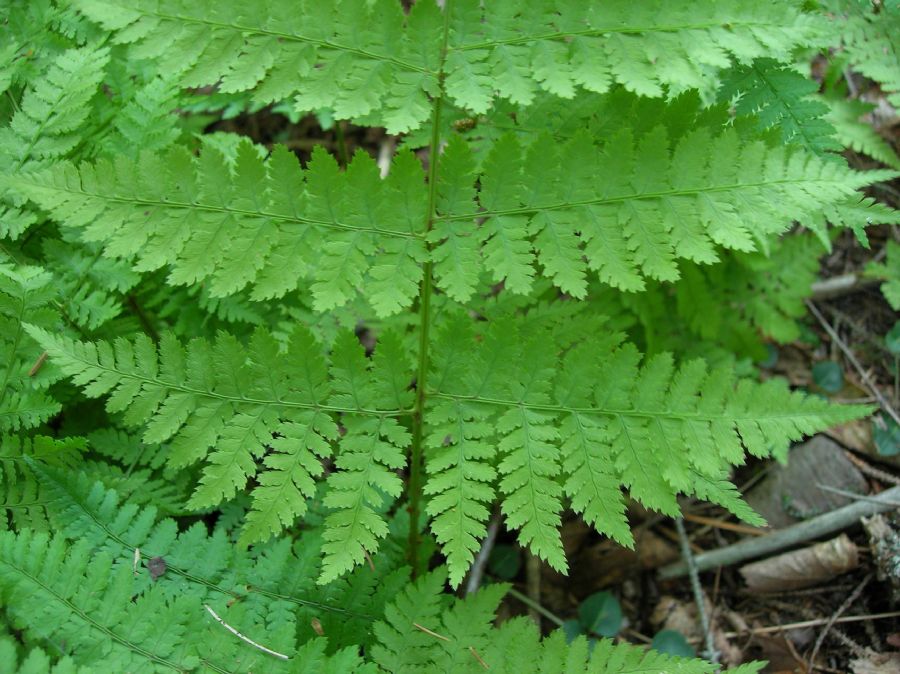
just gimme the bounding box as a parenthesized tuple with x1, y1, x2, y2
(505, 587, 564, 628)
(407, 0, 453, 577)
(334, 120, 349, 167)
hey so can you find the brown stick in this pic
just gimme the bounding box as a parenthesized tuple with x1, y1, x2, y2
(659, 486, 900, 578)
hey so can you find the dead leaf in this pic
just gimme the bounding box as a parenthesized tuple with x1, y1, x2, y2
(740, 534, 859, 592)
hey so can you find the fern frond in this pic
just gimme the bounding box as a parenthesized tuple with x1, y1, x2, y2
(424, 315, 871, 585)
(0, 46, 108, 173)
(0, 264, 61, 433)
(0, 526, 381, 671)
(0, 636, 85, 674)
(41, 236, 141, 331)
(719, 59, 840, 155)
(0, 435, 85, 531)
(100, 75, 183, 157)
(372, 566, 754, 673)
(72, 0, 822, 132)
(10, 126, 894, 310)
(26, 323, 414, 569)
(618, 234, 822, 361)
(866, 239, 900, 310)
(831, 0, 900, 107)
(826, 97, 900, 170)
(33, 464, 410, 643)
(435, 125, 895, 300)
(8, 138, 428, 316)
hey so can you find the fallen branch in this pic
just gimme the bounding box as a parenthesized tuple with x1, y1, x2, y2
(659, 485, 900, 578)
(465, 512, 501, 595)
(810, 274, 879, 301)
(675, 517, 718, 663)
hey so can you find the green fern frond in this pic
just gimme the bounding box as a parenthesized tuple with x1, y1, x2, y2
(8, 138, 428, 316)
(866, 239, 900, 310)
(33, 464, 409, 644)
(719, 58, 840, 155)
(0, 46, 108, 173)
(372, 566, 755, 673)
(0, 636, 86, 674)
(0, 435, 85, 531)
(830, 0, 900, 107)
(425, 315, 871, 586)
(25, 323, 414, 565)
(72, 0, 823, 132)
(0, 526, 382, 671)
(437, 125, 894, 298)
(826, 97, 900, 170)
(618, 234, 822, 361)
(0, 265, 61, 433)
(41, 236, 141, 331)
(9, 125, 894, 310)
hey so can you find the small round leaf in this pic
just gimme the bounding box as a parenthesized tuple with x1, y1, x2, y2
(874, 415, 900, 457)
(812, 360, 843, 393)
(561, 619, 583, 644)
(578, 591, 622, 638)
(651, 630, 695, 656)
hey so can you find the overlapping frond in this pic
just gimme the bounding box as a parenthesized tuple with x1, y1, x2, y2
(618, 234, 823, 361)
(0, 46, 108, 173)
(0, 265, 60, 433)
(424, 315, 872, 586)
(0, 45, 108, 239)
(33, 465, 410, 649)
(71, 0, 823, 132)
(826, 98, 900, 170)
(26, 323, 414, 578)
(9, 138, 428, 316)
(866, 240, 900, 310)
(719, 59, 840, 155)
(434, 126, 895, 301)
(0, 528, 380, 672)
(830, 0, 900, 107)
(372, 566, 760, 673)
(0, 435, 84, 531)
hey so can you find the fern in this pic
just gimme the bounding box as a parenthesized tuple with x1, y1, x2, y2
(8, 119, 896, 309)
(826, 97, 900, 170)
(867, 240, 900, 310)
(71, 0, 825, 133)
(0, 265, 61, 433)
(829, 0, 900, 107)
(719, 58, 840, 155)
(1, 1, 897, 670)
(27, 311, 872, 587)
(373, 566, 762, 673)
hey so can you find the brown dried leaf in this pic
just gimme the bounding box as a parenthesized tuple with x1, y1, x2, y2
(739, 534, 858, 592)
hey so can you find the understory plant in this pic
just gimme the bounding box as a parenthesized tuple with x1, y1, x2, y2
(0, 0, 898, 671)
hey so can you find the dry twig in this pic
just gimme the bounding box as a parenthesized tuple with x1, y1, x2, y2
(466, 512, 501, 595)
(808, 574, 871, 670)
(675, 517, 718, 663)
(660, 486, 900, 578)
(203, 604, 290, 660)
